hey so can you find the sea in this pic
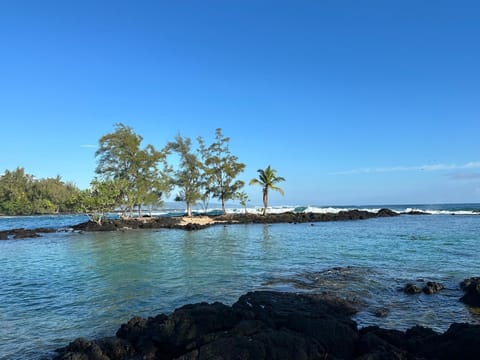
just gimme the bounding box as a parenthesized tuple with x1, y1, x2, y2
(0, 203, 479, 359)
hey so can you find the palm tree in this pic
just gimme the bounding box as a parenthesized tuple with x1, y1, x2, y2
(249, 165, 285, 215)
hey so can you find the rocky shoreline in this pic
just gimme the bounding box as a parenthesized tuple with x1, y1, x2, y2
(53, 289, 480, 360)
(0, 209, 399, 240)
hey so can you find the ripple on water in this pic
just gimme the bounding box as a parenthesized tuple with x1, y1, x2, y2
(0, 215, 479, 358)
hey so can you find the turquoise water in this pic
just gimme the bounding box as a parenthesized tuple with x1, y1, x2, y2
(1, 213, 480, 359)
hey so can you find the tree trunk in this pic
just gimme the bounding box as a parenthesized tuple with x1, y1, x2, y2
(137, 205, 142, 218)
(262, 188, 268, 216)
(221, 196, 226, 215)
(186, 202, 192, 217)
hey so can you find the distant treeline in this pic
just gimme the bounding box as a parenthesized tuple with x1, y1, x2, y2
(1, 123, 285, 222)
(0, 168, 81, 215)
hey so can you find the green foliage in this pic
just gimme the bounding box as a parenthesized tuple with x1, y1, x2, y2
(0, 126, 264, 219)
(198, 128, 245, 214)
(78, 179, 122, 224)
(95, 123, 171, 218)
(0, 168, 81, 216)
(249, 165, 285, 215)
(166, 134, 204, 217)
(236, 191, 249, 214)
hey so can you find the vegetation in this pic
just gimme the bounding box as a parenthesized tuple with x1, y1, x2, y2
(0, 124, 285, 218)
(95, 123, 171, 218)
(199, 128, 245, 214)
(77, 179, 122, 225)
(166, 134, 205, 217)
(249, 165, 285, 215)
(0, 168, 80, 215)
(236, 191, 249, 214)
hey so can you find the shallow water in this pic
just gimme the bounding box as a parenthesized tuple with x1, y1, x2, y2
(0, 214, 479, 359)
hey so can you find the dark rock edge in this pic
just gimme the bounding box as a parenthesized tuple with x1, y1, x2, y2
(1, 208, 399, 240)
(53, 290, 480, 360)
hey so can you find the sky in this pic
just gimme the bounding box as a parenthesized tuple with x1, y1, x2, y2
(0, 1, 479, 206)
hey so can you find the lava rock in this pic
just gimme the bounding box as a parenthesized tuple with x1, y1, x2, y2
(374, 308, 390, 318)
(377, 208, 398, 217)
(460, 277, 480, 307)
(404, 283, 422, 294)
(423, 281, 444, 295)
(53, 290, 480, 360)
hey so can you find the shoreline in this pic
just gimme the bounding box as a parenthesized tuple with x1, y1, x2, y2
(53, 289, 480, 359)
(0, 209, 399, 240)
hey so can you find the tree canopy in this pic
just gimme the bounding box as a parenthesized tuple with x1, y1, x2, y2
(249, 165, 285, 215)
(1, 124, 287, 218)
(95, 123, 170, 218)
(199, 128, 245, 214)
(166, 134, 205, 217)
(0, 168, 80, 215)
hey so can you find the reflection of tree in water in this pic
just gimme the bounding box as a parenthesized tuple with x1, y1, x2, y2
(262, 224, 272, 241)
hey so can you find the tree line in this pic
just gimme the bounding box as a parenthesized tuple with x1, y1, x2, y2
(0, 124, 286, 222)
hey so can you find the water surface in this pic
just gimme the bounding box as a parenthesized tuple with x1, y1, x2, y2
(0, 214, 479, 359)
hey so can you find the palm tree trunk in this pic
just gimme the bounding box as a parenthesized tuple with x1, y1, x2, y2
(262, 187, 268, 215)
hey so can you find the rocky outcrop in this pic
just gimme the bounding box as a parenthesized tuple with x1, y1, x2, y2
(402, 210, 431, 215)
(460, 277, 480, 307)
(403, 281, 444, 295)
(216, 208, 399, 225)
(53, 290, 480, 360)
(423, 281, 444, 294)
(1, 209, 400, 239)
(404, 283, 422, 294)
(0, 227, 56, 240)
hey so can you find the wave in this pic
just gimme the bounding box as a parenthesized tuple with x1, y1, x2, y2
(149, 204, 480, 217)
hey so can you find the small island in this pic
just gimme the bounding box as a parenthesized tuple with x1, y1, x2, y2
(0, 208, 399, 240)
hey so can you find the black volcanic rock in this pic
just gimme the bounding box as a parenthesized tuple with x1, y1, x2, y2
(460, 277, 480, 307)
(1, 209, 401, 240)
(55, 291, 358, 360)
(404, 283, 422, 294)
(53, 290, 480, 360)
(0, 227, 55, 240)
(423, 281, 444, 295)
(377, 208, 399, 217)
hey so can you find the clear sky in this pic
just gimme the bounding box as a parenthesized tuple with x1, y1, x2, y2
(1, 1, 479, 206)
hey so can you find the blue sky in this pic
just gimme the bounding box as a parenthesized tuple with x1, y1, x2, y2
(1, 1, 479, 206)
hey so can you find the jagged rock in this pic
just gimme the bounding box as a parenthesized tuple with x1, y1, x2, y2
(377, 208, 398, 217)
(403, 283, 422, 294)
(53, 290, 480, 360)
(460, 277, 480, 307)
(423, 281, 444, 294)
(55, 291, 358, 360)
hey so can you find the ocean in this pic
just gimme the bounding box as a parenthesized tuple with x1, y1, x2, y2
(0, 204, 479, 359)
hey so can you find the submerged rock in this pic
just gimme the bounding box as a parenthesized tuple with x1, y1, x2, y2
(0, 227, 55, 240)
(423, 281, 444, 295)
(373, 307, 390, 318)
(403, 281, 444, 295)
(404, 283, 422, 294)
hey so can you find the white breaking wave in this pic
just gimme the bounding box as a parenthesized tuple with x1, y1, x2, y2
(146, 205, 479, 216)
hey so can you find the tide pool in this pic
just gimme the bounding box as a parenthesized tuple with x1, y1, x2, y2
(0, 214, 479, 359)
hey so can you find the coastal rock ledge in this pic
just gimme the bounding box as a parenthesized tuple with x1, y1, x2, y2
(53, 291, 480, 360)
